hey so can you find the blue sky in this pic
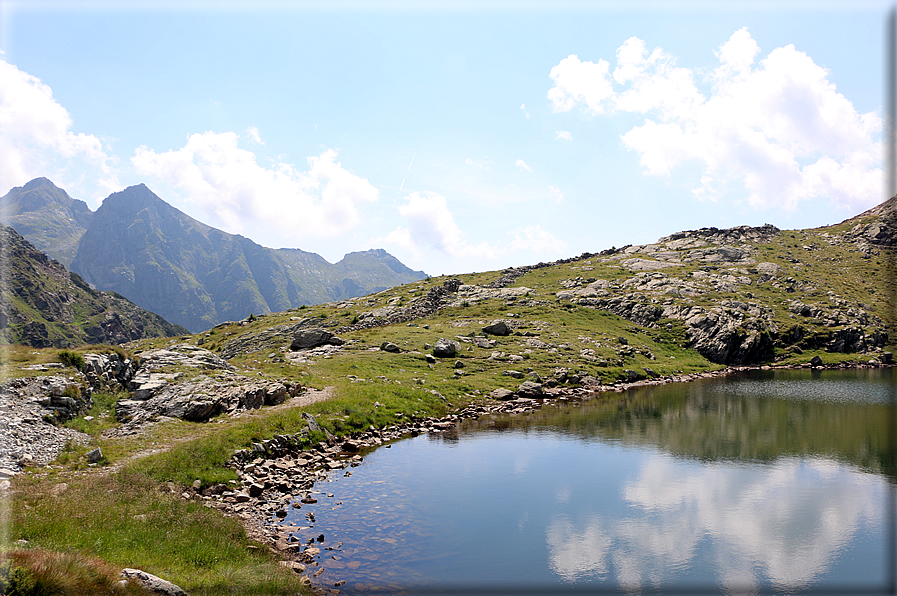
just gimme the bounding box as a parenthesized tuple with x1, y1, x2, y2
(0, 1, 890, 275)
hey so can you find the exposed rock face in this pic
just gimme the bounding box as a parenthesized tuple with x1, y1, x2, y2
(67, 183, 426, 332)
(219, 317, 324, 359)
(116, 376, 300, 425)
(0, 375, 92, 473)
(337, 279, 464, 333)
(113, 345, 302, 427)
(546, 208, 897, 364)
(0, 224, 187, 347)
(841, 196, 897, 247)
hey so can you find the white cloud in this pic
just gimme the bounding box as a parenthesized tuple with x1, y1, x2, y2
(548, 185, 564, 203)
(547, 28, 882, 212)
(246, 126, 263, 144)
(555, 130, 573, 141)
(515, 159, 533, 172)
(0, 58, 116, 200)
(384, 191, 565, 261)
(132, 131, 378, 238)
(548, 54, 615, 114)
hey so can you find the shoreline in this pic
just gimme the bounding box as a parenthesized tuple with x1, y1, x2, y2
(202, 358, 894, 594)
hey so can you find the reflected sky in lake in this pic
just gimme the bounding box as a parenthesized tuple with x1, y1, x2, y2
(546, 454, 887, 592)
(280, 369, 895, 594)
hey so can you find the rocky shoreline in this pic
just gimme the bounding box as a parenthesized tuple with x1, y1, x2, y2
(186, 358, 893, 595)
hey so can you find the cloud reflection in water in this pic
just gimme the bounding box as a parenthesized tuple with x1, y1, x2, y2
(545, 454, 885, 592)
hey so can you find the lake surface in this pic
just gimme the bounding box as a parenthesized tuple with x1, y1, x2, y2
(278, 368, 896, 595)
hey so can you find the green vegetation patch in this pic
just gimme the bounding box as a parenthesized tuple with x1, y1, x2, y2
(11, 471, 306, 595)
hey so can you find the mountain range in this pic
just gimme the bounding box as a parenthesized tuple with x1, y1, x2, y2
(0, 223, 188, 347)
(0, 178, 427, 333)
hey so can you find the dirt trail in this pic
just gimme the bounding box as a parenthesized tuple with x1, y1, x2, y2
(101, 386, 337, 475)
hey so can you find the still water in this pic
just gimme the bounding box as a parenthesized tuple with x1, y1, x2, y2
(279, 369, 896, 594)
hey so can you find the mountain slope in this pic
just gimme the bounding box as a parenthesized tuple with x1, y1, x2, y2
(0, 224, 188, 348)
(0, 178, 93, 267)
(70, 183, 426, 332)
(199, 195, 896, 380)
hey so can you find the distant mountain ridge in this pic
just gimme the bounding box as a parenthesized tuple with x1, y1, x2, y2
(0, 177, 93, 267)
(1, 178, 427, 333)
(0, 224, 188, 347)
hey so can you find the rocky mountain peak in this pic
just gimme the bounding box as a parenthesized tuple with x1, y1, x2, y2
(0, 177, 94, 266)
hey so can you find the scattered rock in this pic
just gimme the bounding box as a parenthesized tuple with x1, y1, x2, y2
(86, 447, 103, 464)
(291, 329, 344, 350)
(490, 388, 514, 400)
(516, 381, 543, 398)
(482, 321, 512, 336)
(433, 338, 460, 358)
(119, 568, 188, 596)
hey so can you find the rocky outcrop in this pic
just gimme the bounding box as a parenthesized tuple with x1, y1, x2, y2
(116, 376, 301, 426)
(110, 344, 302, 428)
(0, 224, 187, 348)
(218, 317, 324, 359)
(336, 279, 464, 333)
(290, 329, 344, 350)
(0, 376, 92, 473)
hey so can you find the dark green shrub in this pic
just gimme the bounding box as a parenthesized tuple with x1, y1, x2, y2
(0, 561, 38, 596)
(57, 350, 84, 370)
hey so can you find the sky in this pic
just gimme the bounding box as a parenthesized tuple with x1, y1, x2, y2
(0, 0, 891, 276)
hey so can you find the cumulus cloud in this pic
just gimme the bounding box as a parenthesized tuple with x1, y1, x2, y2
(555, 130, 573, 141)
(547, 28, 882, 212)
(131, 131, 378, 237)
(0, 58, 115, 198)
(515, 159, 533, 172)
(383, 191, 565, 261)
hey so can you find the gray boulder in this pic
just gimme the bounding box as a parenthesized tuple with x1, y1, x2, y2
(482, 321, 512, 336)
(490, 388, 514, 400)
(472, 336, 496, 349)
(290, 328, 343, 350)
(433, 338, 460, 358)
(380, 342, 400, 353)
(516, 381, 543, 398)
(120, 568, 187, 596)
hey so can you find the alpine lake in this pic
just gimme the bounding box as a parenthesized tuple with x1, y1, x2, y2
(274, 368, 896, 595)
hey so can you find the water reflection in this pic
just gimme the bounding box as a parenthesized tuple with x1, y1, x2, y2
(546, 454, 887, 592)
(279, 369, 895, 594)
(461, 368, 897, 480)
